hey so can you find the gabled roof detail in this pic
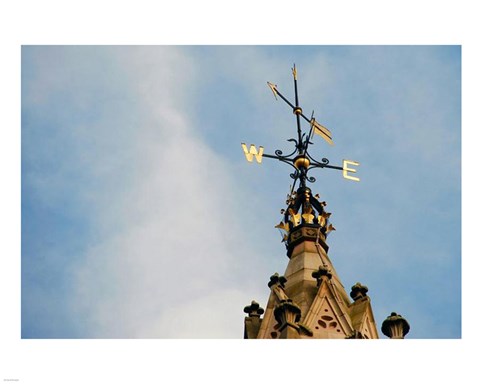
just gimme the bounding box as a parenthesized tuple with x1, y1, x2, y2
(303, 276, 354, 338)
(255, 273, 287, 339)
(348, 296, 379, 339)
(255, 290, 281, 339)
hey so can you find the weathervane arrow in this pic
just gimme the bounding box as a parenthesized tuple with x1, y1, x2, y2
(267, 65, 334, 147)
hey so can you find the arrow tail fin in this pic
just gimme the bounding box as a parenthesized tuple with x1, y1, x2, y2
(311, 118, 334, 145)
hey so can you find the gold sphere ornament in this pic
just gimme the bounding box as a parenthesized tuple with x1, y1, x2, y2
(294, 155, 310, 169)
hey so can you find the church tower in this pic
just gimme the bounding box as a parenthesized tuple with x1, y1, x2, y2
(241, 66, 409, 339)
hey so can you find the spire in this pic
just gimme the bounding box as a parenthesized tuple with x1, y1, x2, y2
(241, 66, 387, 339)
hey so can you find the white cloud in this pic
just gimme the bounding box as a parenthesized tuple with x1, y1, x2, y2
(64, 47, 263, 337)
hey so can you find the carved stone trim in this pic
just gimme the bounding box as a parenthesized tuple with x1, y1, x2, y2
(287, 224, 329, 258)
(274, 299, 302, 330)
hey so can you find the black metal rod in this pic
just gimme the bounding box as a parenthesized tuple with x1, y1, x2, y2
(275, 88, 296, 111)
(299, 111, 313, 125)
(275, 86, 314, 129)
(262, 153, 286, 159)
(293, 74, 303, 153)
(263, 153, 343, 171)
(303, 111, 315, 153)
(313, 164, 343, 171)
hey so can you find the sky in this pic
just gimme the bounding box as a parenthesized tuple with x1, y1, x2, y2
(20, 45, 461, 339)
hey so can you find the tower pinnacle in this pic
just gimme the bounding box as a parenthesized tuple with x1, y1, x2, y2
(241, 66, 407, 339)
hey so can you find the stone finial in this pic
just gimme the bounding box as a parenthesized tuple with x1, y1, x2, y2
(350, 282, 369, 301)
(312, 265, 333, 285)
(268, 273, 287, 288)
(273, 299, 302, 328)
(243, 300, 265, 318)
(381, 312, 410, 339)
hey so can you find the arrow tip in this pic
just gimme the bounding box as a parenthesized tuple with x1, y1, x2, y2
(267, 81, 278, 100)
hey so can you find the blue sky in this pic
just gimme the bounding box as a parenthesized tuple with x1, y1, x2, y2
(20, 45, 461, 339)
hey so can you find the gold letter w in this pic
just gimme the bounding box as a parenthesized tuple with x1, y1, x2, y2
(241, 143, 264, 163)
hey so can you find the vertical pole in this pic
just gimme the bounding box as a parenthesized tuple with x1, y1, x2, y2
(292, 64, 306, 188)
(292, 65, 302, 153)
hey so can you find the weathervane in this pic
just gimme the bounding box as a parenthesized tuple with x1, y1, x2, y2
(241, 64, 360, 191)
(241, 65, 361, 251)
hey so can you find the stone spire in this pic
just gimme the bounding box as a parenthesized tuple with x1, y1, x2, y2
(241, 65, 408, 339)
(243, 186, 379, 339)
